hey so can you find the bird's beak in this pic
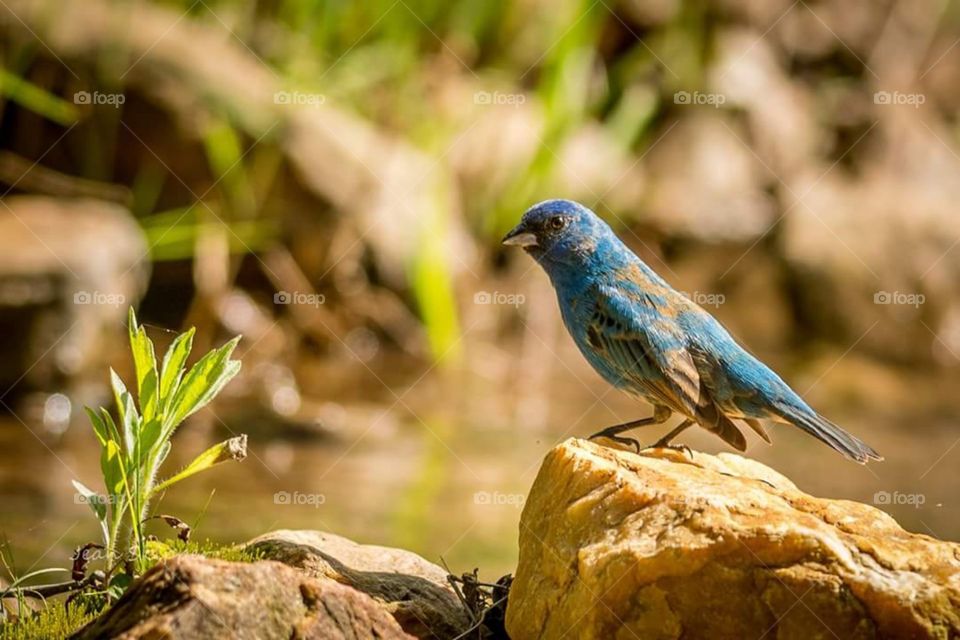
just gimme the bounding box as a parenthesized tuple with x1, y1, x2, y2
(502, 224, 538, 248)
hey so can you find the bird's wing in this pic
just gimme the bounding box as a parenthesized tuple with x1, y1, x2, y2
(585, 285, 702, 417)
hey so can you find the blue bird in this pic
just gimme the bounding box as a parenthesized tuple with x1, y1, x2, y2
(503, 199, 881, 463)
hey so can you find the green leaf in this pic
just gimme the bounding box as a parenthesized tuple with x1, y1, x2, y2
(156, 440, 172, 469)
(100, 440, 125, 497)
(196, 360, 241, 415)
(159, 327, 195, 411)
(100, 408, 120, 444)
(72, 479, 109, 545)
(128, 308, 160, 422)
(91, 409, 126, 511)
(166, 337, 242, 431)
(107, 572, 132, 601)
(152, 435, 247, 495)
(140, 370, 159, 424)
(110, 369, 130, 430)
(121, 391, 139, 460)
(139, 417, 163, 461)
(85, 406, 108, 447)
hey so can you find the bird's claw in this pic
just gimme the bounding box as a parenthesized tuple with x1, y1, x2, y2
(647, 440, 692, 458)
(589, 431, 641, 454)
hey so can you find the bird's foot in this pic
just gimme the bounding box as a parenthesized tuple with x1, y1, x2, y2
(588, 430, 641, 454)
(646, 439, 692, 458)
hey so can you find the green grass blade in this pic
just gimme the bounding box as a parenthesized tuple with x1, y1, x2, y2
(0, 568, 69, 596)
(0, 68, 78, 125)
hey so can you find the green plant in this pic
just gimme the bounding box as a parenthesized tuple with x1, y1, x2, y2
(72, 309, 245, 582)
(0, 550, 95, 639)
(0, 601, 96, 640)
(0, 566, 69, 622)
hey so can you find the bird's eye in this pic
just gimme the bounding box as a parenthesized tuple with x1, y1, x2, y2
(548, 216, 566, 231)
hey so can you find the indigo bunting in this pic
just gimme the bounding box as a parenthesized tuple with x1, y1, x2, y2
(503, 199, 881, 463)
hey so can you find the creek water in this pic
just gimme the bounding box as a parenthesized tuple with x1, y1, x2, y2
(0, 347, 956, 580)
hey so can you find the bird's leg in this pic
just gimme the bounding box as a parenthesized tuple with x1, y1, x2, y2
(589, 407, 671, 452)
(646, 418, 695, 456)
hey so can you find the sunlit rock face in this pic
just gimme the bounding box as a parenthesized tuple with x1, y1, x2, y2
(0, 196, 148, 398)
(507, 438, 960, 640)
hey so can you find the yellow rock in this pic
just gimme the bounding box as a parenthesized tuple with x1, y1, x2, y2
(506, 438, 960, 640)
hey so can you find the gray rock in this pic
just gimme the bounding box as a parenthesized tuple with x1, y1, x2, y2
(70, 555, 413, 640)
(246, 530, 471, 639)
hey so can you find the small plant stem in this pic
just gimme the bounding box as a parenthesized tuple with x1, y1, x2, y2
(2, 573, 102, 599)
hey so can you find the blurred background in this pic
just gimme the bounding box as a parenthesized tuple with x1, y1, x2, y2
(1, 0, 959, 579)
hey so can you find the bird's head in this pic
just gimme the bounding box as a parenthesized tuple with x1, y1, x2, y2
(502, 199, 616, 270)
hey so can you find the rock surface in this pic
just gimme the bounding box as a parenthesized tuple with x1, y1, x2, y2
(507, 438, 960, 640)
(246, 529, 470, 639)
(0, 196, 148, 394)
(71, 555, 412, 640)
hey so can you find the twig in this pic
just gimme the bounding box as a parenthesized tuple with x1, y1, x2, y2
(450, 594, 509, 640)
(0, 151, 131, 203)
(1, 571, 103, 599)
(441, 557, 477, 624)
(448, 575, 509, 589)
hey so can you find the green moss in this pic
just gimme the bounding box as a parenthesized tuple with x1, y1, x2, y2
(145, 538, 265, 566)
(0, 603, 97, 640)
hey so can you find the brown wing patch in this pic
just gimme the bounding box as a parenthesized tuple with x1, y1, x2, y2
(695, 402, 747, 451)
(590, 307, 703, 416)
(587, 325, 603, 350)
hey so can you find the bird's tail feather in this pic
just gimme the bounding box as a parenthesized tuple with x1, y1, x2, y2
(776, 409, 882, 463)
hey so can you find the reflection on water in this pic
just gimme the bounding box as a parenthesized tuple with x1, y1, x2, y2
(1, 348, 958, 580)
